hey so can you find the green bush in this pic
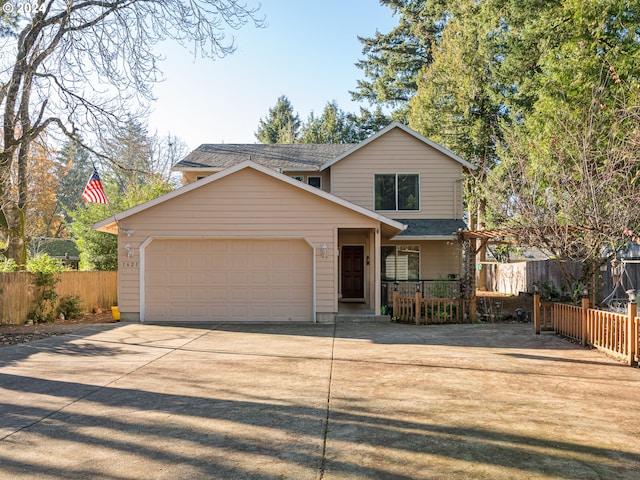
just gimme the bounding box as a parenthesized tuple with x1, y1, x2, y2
(58, 295, 84, 320)
(26, 254, 68, 323)
(0, 257, 18, 272)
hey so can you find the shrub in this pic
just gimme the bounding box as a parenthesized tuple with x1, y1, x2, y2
(58, 295, 84, 320)
(0, 257, 18, 272)
(27, 254, 68, 323)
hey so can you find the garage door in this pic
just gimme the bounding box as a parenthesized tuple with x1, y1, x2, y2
(144, 238, 313, 322)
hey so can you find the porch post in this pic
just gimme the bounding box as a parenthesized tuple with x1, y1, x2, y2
(627, 290, 637, 366)
(533, 287, 541, 335)
(415, 283, 422, 325)
(581, 290, 590, 346)
(393, 281, 399, 320)
(374, 227, 381, 315)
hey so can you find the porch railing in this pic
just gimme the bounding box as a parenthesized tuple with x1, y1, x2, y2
(388, 280, 471, 324)
(382, 279, 464, 308)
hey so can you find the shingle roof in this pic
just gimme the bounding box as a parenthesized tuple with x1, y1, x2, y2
(394, 219, 468, 238)
(174, 144, 357, 171)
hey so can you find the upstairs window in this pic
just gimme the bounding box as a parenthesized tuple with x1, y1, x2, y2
(308, 176, 322, 189)
(374, 174, 419, 211)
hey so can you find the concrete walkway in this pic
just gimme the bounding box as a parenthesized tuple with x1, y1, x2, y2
(0, 322, 639, 479)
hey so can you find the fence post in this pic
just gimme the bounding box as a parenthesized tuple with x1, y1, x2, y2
(627, 290, 637, 366)
(415, 282, 422, 325)
(533, 287, 541, 335)
(581, 289, 590, 347)
(393, 281, 399, 320)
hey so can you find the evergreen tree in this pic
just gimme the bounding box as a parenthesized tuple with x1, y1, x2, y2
(55, 139, 95, 222)
(351, 0, 443, 118)
(102, 117, 155, 190)
(255, 96, 301, 144)
(346, 107, 393, 141)
(299, 101, 357, 144)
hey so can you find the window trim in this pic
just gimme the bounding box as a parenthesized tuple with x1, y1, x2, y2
(373, 173, 420, 211)
(307, 176, 322, 189)
(381, 244, 421, 281)
(291, 176, 304, 182)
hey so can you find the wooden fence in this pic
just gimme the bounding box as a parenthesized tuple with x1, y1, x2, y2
(534, 293, 640, 366)
(0, 271, 117, 325)
(481, 259, 582, 296)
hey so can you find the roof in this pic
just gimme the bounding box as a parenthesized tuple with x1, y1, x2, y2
(173, 143, 356, 172)
(393, 219, 468, 240)
(93, 160, 407, 236)
(172, 123, 476, 174)
(320, 122, 476, 172)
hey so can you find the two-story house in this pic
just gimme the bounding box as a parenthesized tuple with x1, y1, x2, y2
(94, 123, 475, 323)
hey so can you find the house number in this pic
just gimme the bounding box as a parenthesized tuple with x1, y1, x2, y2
(121, 261, 139, 268)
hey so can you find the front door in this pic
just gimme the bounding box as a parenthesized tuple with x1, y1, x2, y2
(342, 246, 364, 299)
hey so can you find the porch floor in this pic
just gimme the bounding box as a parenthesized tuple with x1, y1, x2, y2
(336, 302, 389, 323)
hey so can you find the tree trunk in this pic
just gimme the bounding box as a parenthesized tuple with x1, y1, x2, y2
(3, 202, 27, 268)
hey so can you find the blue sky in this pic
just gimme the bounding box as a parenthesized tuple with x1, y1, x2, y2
(147, 1, 398, 149)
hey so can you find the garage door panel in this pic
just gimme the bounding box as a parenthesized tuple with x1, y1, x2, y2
(145, 239, 312, 322)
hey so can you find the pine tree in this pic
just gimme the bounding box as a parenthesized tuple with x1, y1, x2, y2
(255, 96, 301, 144)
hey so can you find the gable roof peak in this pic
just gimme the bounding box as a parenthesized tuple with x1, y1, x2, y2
(320, 122, 476, 171)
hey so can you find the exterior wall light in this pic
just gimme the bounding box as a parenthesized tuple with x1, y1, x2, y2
(321, 243, 328, 258)
(125, 243, 132, 257)
(627, 289, 637, 304)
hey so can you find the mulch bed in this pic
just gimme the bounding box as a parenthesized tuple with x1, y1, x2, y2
(0, 311, 117, 347)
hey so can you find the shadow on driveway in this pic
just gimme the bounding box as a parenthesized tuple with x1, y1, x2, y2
(0, 322, 638, 479)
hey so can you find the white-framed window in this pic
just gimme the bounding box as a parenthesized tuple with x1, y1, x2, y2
(292, 176, 304, 182)
(374, 173, 419, 211)
(307, 176, 322, 189)
(381, 245, 420, 280)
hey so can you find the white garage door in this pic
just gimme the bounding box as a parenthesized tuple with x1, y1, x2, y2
(144, 238, 313, 322)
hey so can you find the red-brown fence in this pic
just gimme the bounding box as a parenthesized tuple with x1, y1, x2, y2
(392, 289, 471, 324)
(534, 293, 639, 366)
(0, 271, 117, 325)
(551, 303, 584, 343)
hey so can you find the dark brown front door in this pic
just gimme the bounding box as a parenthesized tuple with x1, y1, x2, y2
(342, 246, 364, 299)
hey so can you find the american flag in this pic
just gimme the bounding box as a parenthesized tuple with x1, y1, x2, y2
(81, 170, 108, 204)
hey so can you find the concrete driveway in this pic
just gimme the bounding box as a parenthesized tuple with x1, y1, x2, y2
(0, 322, 639, 479)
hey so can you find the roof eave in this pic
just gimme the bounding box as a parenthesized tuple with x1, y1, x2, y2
(92, 160, 407, 236)
(391, 234, 459, 241)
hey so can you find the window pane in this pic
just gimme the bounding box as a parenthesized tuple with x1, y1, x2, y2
(308, 176, 322, 188)
(381, 246, 396, 280)
(398, 174, 419, 210)
(375, 174, 396, 210)
(397, 245, 420, 280)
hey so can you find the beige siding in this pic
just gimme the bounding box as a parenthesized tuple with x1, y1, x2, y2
(118, 168, 380, 319)
(330, 128, 465, 219)
(419, 240, 461, 278)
